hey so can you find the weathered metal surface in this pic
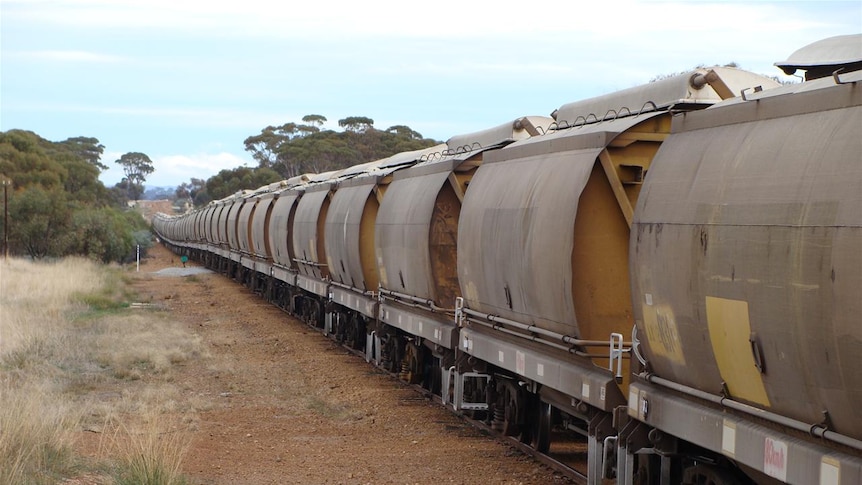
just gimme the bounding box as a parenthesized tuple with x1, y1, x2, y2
(330, 286, 377, 319)
(292, 184, 333, 279)
(240, 254, 255, 270)
(268, 190, 301, 269)
(323, 146, 447, 294)
(205, 205, 220, 244)
(296, 273, 328, 297)
(195, 209, 207, 241)
(460, 326, 625, 412)
(189, 215, 197, 241)
(324, 182, 378, 291)
(458, 112, 667, 342)
(374, 121, 552, 308)
(271, 265, 295, 286)
(236, 196, 257, 254)
(629, 381, 862, 484)
(214, 203, 228, 245)
(253, 259, 271, 275)
(631, 76, 862, 439)
(458, 147, 595, 336)
(375, 169, 453, 305)
(224, 199, 244, 251)
(250, 194, 276, 260)
(379, 303, 457, 349)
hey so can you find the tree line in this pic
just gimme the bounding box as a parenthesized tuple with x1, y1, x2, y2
(1, 114, 436, 261)
(176, 115, 440, 206)
(0, 130, 155, 262)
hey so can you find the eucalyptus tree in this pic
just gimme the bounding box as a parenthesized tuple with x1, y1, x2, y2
(115, 152, 154, 201)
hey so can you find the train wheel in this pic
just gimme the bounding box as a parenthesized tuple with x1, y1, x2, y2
(529, 400, 551, 453)
(312, 300, 324, 328)
(399, 341, 422, 384)
(345, 314, 365, 350)
(494, 380, 523, 437)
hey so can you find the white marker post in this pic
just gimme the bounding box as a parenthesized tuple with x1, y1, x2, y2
(136, 244, 140, 272)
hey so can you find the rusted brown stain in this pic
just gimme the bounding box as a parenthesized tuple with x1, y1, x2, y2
(430, 181, 461, 308)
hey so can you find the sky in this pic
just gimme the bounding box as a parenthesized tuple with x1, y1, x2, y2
(2, 1, 861, 188)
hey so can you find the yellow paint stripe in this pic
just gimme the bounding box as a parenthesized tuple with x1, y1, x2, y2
(705, 296, 770, 407)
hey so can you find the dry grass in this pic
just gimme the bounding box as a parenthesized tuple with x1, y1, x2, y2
(0, 381, 79, 484)
(0, 257, 205, 484)
(100, 407, 192, 485)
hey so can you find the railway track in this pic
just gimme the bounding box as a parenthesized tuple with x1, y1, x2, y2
(264, 293, 588, 484)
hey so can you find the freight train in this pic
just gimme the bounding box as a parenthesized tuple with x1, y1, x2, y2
(153, 35, 862, 484)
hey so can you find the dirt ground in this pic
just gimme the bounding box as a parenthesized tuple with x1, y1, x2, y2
(99, 243, 570, 484)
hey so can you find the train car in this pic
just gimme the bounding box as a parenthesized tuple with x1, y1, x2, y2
(371, 117, 552, 389)
(150, 35, 861, 485)
(322, 145, 446, 351)
(453, 67, 781, 479)
(625, 35, 862, 485)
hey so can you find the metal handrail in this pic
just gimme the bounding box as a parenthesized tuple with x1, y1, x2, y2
(378, 287, 454, 314)
(293, 257, 327, 267)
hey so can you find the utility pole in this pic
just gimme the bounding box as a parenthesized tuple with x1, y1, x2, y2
(1, 177, 9, 261)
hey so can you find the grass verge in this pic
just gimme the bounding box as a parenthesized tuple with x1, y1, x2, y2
(0, 257, 203, 484)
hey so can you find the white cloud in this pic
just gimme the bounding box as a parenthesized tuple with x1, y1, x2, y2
(99, 151, 250, 187)
(153, 152, 251, 187)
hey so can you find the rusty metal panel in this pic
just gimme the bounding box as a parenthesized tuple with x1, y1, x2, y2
(268, 191, 300, 269)
(375, 170, 451, 302)
(250, 195, 275, 259)
(292, 185, 332, 279)
(236, 197, 257, 254)
(631, 83, 862, 440)
(324, 182, 377, 291)
(458, 148, 598, 337)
